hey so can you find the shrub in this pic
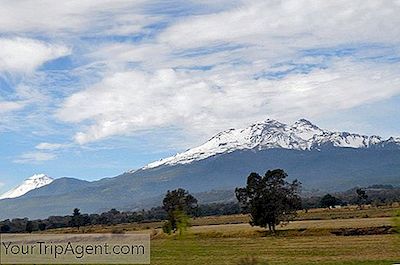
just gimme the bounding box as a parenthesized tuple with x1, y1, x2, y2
(162, 221, 172, 235)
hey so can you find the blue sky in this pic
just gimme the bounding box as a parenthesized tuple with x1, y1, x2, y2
(1, 0, 400, 193)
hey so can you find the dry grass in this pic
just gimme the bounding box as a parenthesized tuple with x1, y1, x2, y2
(297, 205, 400, 220)
(34, 206, 400, 264)
(148, 217, 393, 239)
(142, 208, 400, 264)
(40, 221, 164, 234)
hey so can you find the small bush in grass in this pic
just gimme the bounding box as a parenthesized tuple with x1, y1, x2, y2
(162, 221, 172, 235)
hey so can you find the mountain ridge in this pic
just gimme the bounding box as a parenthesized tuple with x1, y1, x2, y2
(145, 118, 400, 169)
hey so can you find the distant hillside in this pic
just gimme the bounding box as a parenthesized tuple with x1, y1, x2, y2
(1, 147, 399, 219)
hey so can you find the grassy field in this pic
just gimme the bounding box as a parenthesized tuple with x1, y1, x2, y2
(151, 234, 398, 265)
(36, 205, 400, 264)
(147, 210, 400, 265)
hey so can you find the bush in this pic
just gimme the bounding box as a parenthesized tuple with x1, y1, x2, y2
(162, 221, 172, 235)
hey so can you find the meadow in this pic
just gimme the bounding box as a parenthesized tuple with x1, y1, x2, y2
(40, 205, 400, 265)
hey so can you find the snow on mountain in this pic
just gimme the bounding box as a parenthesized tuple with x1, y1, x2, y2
(144, 118, 400, 169)
(0, 174, 54, 200)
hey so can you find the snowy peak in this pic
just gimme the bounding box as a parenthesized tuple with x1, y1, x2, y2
(144, 119, 400, 169)
(0, 174, 54, 200)
(293, 118, 319, 128)
(291, 119, 324, 139)
(27, 174, 50, 181)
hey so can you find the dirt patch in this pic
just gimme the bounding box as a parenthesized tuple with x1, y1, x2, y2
(331, 226, 394, 236)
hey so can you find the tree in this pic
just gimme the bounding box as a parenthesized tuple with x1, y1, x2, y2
(25, 221, 34, 233)
(38, 222, 47, 231)
(356, 188, 368, 208)
(109, 208, 120, 215)
(235, 169, 302, 233)
(320, 194, 342, 208)
(70, 208, 83, 230)
(82, 214, 91, 226)
(0, 224, 10, 233)
(162, 188, 198, 234)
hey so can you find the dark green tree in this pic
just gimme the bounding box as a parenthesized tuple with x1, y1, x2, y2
(70, 208, 83, 230)
(0, 224, 10, 233)
(235, 169, 302, 232)
(356, 188, 368, 208)
(162, 188, 198, 234)
(320, 194, 342, 208)
(38, 222, 47, 231)
(25, 221, 34, 233)
(109, 208, 120, 215)
(82, 214, 91, 226)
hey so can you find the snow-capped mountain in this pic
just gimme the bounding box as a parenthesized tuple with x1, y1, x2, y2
(0, 174, 54, 200)
(2, 118, 400, 219)
(145, 118, 400, 169)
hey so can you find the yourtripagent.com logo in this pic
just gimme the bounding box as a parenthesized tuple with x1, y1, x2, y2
(0, 234, 150, 264)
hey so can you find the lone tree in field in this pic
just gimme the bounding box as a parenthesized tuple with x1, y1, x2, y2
(235, 169, 302, 233)
(162, 188, 198, 235)
(70, 208, 83, 230)
(320, 194, 342, 208)
(356, 188, 368, 208)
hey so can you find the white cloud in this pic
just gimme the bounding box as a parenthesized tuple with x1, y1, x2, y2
(87, 0, 400, 77)
(56, 59, 400, 144)
(3, 0, 400, 147)
(35, 142, 69, 150)
(159, 0, 400, 49)
(0, 37, 70, 73)
(0, 101, 25, 113)
(0, 0, 148, 34)
(14, 152, 57, 164)
(0, 0, 242, 36)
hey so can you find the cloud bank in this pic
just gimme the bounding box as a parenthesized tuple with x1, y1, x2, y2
(53, 0, 400, 144)
(1, 0, 400, 148)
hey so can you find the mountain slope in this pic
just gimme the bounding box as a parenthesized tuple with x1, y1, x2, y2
(22, 177, 91, 198)
(0, 174, 53, 200)
(1, 148, 399, 219)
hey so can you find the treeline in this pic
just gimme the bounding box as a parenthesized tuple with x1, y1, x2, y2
(1, 183, 399, 233)
(0, 202, 240, 233)
(303, 184, 400, 209)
